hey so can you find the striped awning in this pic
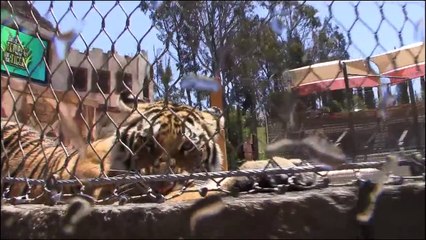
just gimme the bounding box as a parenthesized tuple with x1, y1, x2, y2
(370, 42, 425, 84)
(288, 58, 380, 96)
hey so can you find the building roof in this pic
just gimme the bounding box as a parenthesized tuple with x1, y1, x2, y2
(370, 42, 425, 85)
(1, 1, 55, 32)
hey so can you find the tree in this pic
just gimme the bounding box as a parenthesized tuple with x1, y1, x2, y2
(307, 17, 349, 63)
(150, 1, 350, 164)
(307, 17, 350, 111)
(154, 57, 185, 103)
(153, 1, 253, 106)
(258, 2, 350, 118)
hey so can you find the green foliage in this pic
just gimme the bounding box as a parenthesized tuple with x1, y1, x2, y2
(327, 95, 367, 112)
(225, 105, 250, 166)
(154, 58, 185, 103)
(328, 99, 344, 113)
(307, 18, 350, 63)
(226, 106, 247, 146)
(352, 95, 367, 110)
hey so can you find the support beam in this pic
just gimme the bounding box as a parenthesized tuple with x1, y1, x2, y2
(210, 76, 228, 170)
(407, 79, 421, 149)
(341, 62, 357, 158)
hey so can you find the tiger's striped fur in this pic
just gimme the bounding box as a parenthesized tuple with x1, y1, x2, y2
(103, 97, 225, 198)
(1, 119, 88, 201)
(1, 94, 225, 203)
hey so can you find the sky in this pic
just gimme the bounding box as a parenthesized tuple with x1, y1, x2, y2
(31, 1, 425, 97)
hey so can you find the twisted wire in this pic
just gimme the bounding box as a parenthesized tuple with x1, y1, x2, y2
(1, 160, 414, 187)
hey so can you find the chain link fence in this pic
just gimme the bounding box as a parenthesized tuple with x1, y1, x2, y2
(1, 1, 425, 206)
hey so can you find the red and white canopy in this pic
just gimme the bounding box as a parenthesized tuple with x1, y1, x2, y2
(288, 58, 380, 96)
(370, 42, 425, 85)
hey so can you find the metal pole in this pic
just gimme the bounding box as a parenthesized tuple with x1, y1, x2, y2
(341, 62, 357, 158)
(407, 79, 421, 149)
(265, 110, 269, 144)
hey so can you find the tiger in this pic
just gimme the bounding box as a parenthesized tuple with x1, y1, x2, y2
(92, 93, 227, 201)
(1, 92, 226, 204)
(1, 118, 86, 202)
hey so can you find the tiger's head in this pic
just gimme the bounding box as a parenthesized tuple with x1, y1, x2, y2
(110, 93, 225, 194)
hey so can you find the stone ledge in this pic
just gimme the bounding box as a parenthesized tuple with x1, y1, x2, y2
(1, 182, 424, 239)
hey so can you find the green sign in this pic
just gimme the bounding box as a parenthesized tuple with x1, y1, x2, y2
(0, 25, 49, 83)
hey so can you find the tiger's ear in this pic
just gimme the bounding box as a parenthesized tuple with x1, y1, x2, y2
(116, 91, 135, 112)
(206, 106, 225, 129)
(116, 91, 148, 112)
(206, 106, 222, 116)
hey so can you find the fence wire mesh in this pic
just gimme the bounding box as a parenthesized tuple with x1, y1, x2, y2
(0, 1, 425, 205)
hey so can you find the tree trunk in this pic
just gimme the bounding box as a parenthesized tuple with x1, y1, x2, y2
(236, 104, 243, 145)
(186, 90, 192, 106)
(248, 91, 259, 160)
(364, 87, 375, 109)
(321, 91, 331, 108)
(357, 87, 364, 99)
(397, 81, 410, 104)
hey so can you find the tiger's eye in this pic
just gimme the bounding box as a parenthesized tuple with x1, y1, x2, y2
(181, 141, 195, 151)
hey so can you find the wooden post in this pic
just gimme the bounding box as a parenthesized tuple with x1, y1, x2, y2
(210, 76, 228, 171)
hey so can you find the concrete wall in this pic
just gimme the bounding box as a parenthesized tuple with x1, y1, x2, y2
(51, 47, 153, 105)
(1, 183, 424, 239)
